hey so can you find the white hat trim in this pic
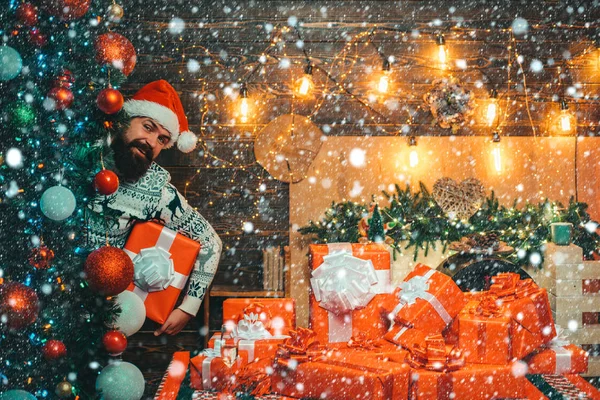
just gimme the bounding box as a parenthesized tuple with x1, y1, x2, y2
(123, 99, 180, 146)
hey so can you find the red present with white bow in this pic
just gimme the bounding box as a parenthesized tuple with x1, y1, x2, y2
(524, 325, 589, 374)
(208, 305, 290, 362)
(123, 221, 200, 324)
(389, 264, 466, 336)
(309, 243, 397, 343)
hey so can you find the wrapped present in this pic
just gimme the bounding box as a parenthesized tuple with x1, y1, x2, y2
(123, 221, 200, 324)
(155, 351, 190, 400)
(309, 243, 396, 343)
(408, 364, 528, 400)
(458, 294, 512, 364)
(488, 273, 556, 359)
(272, 331, 410, 400)
(524, 326, 588, 374)
(190, 348, 249, 391)
(223, 299, 296, 336)
(390, 264, 466, 336)
(207, 335, 288, 363)
(384, 325, 428, 351)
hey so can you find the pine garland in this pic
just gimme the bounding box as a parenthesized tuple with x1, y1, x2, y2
(299, 183, 600, 268)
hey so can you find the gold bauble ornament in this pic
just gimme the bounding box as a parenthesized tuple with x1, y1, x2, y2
(55, 381, 72, 398)
(107, 3, 124, 21)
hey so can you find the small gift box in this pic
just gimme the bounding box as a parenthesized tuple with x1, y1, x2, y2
(524, 326, 588, 374)
(223, 299, 296, 336)
(309, 243, 396, 343)
(390, 264, 466, 336)
(190, 348, 249, 391)
(124, 221, 200, 324)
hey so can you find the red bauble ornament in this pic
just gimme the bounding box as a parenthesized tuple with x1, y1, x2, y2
(94, 33, 136, 76)
(29, 245, 55, 270)
(102, 330, 127, 356)
(40, 0, 91, 21)
(94, 169, 119, 195)
(16, 3, 38, 26)
(97, 87, 124, 114)
(29, 28, 47, 47)
(84, 246, 133, 296)
(47, 87, 74, 110)
(42, 339, 67, 360)
(0, 282, 39, 330)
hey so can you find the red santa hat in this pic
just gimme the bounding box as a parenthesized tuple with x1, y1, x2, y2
(122, 80, 198, 153)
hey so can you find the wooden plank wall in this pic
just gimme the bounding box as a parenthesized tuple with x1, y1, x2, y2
(115, 1, 599, 395)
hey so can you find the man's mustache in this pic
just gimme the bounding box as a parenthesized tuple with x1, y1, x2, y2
(129, 140, 153, 161)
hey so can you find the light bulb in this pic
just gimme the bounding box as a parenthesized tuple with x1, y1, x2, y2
(240, 98, 250, 123)
(239, 84, 250, 123)
(378, 75, 389, 93)
(297, 76, 313, 96)
(409, 149, 419, 167)
(560, 112, 571, 132)
(486, 90, 498, 127)
(296, 64, 314, 97)
(437, 35, 447, 69)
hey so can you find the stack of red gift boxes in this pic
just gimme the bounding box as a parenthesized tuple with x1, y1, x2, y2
(178, 243, 599, 400)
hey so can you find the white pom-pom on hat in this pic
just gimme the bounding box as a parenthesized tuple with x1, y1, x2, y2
(176, 130, 198, 153)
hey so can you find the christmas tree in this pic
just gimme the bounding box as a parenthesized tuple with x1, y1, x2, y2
(0, 1, 135, 397)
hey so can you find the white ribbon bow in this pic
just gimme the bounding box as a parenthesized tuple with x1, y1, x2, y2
(550, 324, 571, 348)
(232, 312, 273, 340)
(310, 252, 379, 314)
(398, 275, 430, 305)
(132, 247, 175, 292)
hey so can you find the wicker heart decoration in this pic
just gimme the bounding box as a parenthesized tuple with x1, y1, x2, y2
(432, 177, 486, 220)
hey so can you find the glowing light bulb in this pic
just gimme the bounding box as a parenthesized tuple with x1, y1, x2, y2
(296, 64, 314, 97)
(486, 89, 498, 127)
(558, 100, 574, 133)
(437, 35, 447, 69)
(560, 112, 571, 132)
(378, 75, 389, 94)
(408, 136, 418, 167)
(239, 84, 250, 123)
(409, 149, 419, 167)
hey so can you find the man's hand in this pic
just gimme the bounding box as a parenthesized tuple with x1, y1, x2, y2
(154, 309, 193, 336)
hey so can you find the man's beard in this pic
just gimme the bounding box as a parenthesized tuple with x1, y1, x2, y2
(110, 135, 153, 182)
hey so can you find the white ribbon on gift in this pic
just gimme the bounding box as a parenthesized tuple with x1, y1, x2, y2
(209, 333, 289, 362)
(549, 324, 572, 373)
(310, 243, 392, 343)
(389, 268, 453, 326)
(232, 313, 273, 340)
(202, 354, 218, 389)
(123, 225, 188, 301)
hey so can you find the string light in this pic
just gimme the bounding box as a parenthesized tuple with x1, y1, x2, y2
(436, 34, 447, 69)
(491, 131, 502, 173)
(408, 136, 418, 168)
(486, 89, 498, 127)
(295, 63, 314, 97)
(377, 59, 391, 94)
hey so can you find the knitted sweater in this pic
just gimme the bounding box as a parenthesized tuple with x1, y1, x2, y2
(87, 162, 222, 316)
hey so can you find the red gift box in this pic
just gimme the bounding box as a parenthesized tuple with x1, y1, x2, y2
(223, 299, 296, 336)
(309, 243, 396, 343)
(525, 343, 588, 374)
(391, 264, 467, 336)
(408, 364, 528, 400)
(271, 353, 410, 399)
(207, 334, 288, 363)
(190, 350, 249, 391)
(124, 221, 200, 324)
(384, 324, 428, 351)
